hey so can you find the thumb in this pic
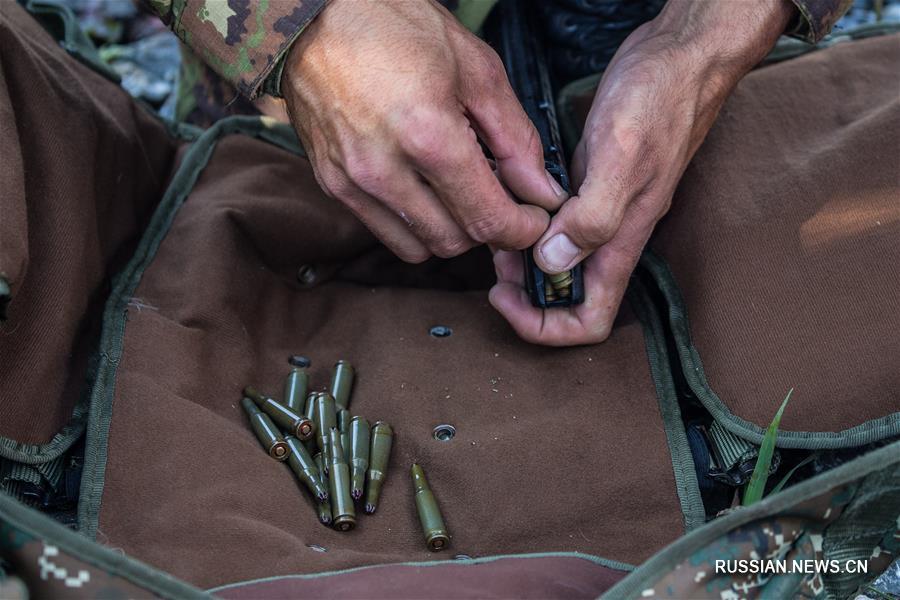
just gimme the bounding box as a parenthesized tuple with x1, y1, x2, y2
(532, 174, 631, 274)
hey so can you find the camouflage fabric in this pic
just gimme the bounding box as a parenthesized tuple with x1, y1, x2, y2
(0, 493, 207, 599)
(789, 0, 856, 42)
(165, 0, 852, 126)
(143, 0, 327, 99)
(606, 441, 900, 599)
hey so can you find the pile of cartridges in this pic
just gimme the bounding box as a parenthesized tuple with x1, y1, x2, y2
(240, 357, 450, 551)
(242, 358, 392, 531)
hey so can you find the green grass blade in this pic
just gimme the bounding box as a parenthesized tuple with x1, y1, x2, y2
(769, 452, 817, 496)
(742, 388, 793, 506)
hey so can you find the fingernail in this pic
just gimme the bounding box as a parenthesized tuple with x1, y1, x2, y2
(545, 171, 568, 201)
(540, 233, 580, 272)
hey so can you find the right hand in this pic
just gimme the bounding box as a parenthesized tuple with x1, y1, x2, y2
(282, 0, 567, 263)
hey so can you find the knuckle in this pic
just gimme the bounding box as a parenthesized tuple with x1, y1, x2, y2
(431, 236, 473, 259)
(397, 106, 447, 159)
(396, 245, 432, 264)
(476, 47, 506, 83)
(343, 156, 383, 194)
(582, 210, 620, 245)
(314, 164, 353, 200)
(465, 210, 509, 244)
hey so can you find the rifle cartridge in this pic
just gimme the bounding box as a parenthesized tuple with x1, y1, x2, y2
(244, 386, 315, 441)
(283, 367, 309, 414)
(285, 436, 328, 502)
(240, 397, 290, 461)
(328, 428, 356, 531)
(315, 392, 337, 469)
(338, 409, 352, 463)
(313, 452, 333, 525)
(365, 421, 394, 514)
(330, 360, 355, 412)
(349, 416, 371, 500)
(411, 463, 450, 551)
(304, 392, 319, 453)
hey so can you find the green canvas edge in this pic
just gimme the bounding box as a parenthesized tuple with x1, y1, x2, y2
(0, 490, 209, 599)
(626, 275, 706, 533)
(640, 251, 900, 449)
(77, 116, 303, 539)
(209, 551, 634, 593)
(605, 437, 900, 599)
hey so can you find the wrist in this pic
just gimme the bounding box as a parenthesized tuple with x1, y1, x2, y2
(644, 0, 795, 97)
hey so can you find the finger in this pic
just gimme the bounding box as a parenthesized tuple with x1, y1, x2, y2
(353, 165, 477, 259)
(489, 283, 610, 346)
(401, 111, 550, 250)
(320, 171, 432, 264)
(463, 52, 568, 211)
(492, 249, 524, 285)
(533, 145, 649, 274)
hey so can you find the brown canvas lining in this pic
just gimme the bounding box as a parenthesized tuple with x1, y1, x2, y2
(558, 35, 900, 444)
(650, 35, 900, 440)
(0, 3, 176, 454)
(89, 131, 685, 588)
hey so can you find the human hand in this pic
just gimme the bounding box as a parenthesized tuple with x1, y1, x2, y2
(282, 0, 568, 263)
(490, 0, 793, 345)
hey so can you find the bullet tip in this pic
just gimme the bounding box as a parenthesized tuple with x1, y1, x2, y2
(351, 489, 362, 500)
(365, 503, 376, 514)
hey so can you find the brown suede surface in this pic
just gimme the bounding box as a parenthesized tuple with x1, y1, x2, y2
(0, 4, 176, 446)
(650, 35, 900, 433)
(212, 556, 628, 599)
(95, 135, 684, 588)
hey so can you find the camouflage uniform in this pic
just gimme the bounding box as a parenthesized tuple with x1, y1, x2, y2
(146, 0, 854, 126)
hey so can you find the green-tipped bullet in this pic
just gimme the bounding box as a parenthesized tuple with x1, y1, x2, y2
(313, 452, 333, 526)
(315, 393, 337, 470)
(365, 421, 393, 514)
(285, 436, 328, 502)
(283, 367, 309, 414)
(411, 464, 450, 551)
(241, 397, 290, 461)
(330, 360, 355, 412)
(244, 386, 315, 441)
(349, 416, 370, 501)
(328, 428, 356, 531)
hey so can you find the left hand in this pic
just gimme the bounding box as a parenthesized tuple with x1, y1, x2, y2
(490, 0, 794, 345)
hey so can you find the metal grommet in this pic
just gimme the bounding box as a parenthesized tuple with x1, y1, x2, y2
(288, 355, 311, 368)
(429, 326, 452, 338)
(454, 554, 473, 561)
(432, 424, 456, 442)
(297, 264, 317, 286)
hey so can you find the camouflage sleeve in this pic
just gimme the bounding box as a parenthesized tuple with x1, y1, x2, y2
(786, 0, 854, 43)
(144, 0, 328, 99)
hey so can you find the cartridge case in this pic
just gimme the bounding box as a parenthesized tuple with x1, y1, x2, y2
(364, 421, 393, 514)
(411, 463, 450, 551)
(304, 392, 318, 454)
(241, 397, 289, 461)
(329, 360, 355, 412)
(349, 416, 371, 500)
(328, 428, 356, 531)
(315, 392, 337, 468)
(285, 436, 328, 502)
(313, 452, 333, 526)
(245, 386, 315, 441)
(283, 367, 309, 414)
(338, 409, 352, 464)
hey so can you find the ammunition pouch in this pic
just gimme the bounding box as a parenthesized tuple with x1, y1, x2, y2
(0, 4, 898, 598)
